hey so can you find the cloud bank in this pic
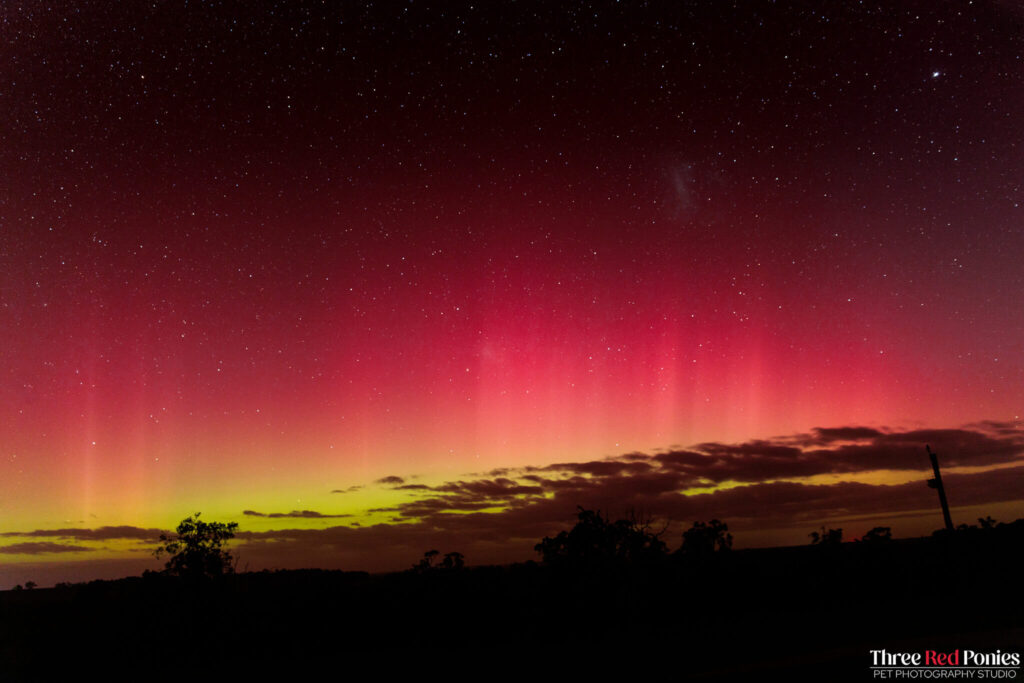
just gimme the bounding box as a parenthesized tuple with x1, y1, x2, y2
(2, 423, 1022, 574)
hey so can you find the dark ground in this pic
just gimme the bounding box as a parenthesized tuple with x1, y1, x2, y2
(1, 524, 1021, 680)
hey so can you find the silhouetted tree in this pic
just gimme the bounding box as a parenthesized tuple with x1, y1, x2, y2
(412, 549, 464, 572)
(413, 549, 441, 572)
(809, 526, 843, 545)
(679, 519, 733, 557)
(154, 512, 239, 578)
(441, 551, 464, 570)
(949, 516, 1001, 535)
(535, 506, 668, 568)
(24, 581, 36, 590)
(859, 526, 892, 543)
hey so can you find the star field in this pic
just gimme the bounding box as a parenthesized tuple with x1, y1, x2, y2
(1, 1, 1023, 579)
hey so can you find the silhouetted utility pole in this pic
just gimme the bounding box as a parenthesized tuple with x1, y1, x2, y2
(926, 445, 954, 532)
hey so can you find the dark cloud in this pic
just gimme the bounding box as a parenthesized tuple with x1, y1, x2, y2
(648, 426, 1024, 484)
(965, 420, 1023, 436)
(330, 485, 363, 494)
(10, 423, 1024, 574)
(223, 463, 1024, 573)
(812, 426, 886, 442)
(620, 452, 652, 462)
(0, 526, 163, 542)
(483, 468, 513, 477)
(536, 460, 654, 477)
(346, 423, 1024, 548)
(243, 510, 352, 519)
(432, 478, 544, 497)
(0, 542, 95, 555)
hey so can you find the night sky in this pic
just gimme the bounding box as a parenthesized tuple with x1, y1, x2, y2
(2, 0, 1023, 585)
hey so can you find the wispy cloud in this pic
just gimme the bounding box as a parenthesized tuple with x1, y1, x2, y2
(365, 423, 1024, 521)
(243, 510, 352, 519)
(0, 542, 96, 555)
(0, 526, 164, 542)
